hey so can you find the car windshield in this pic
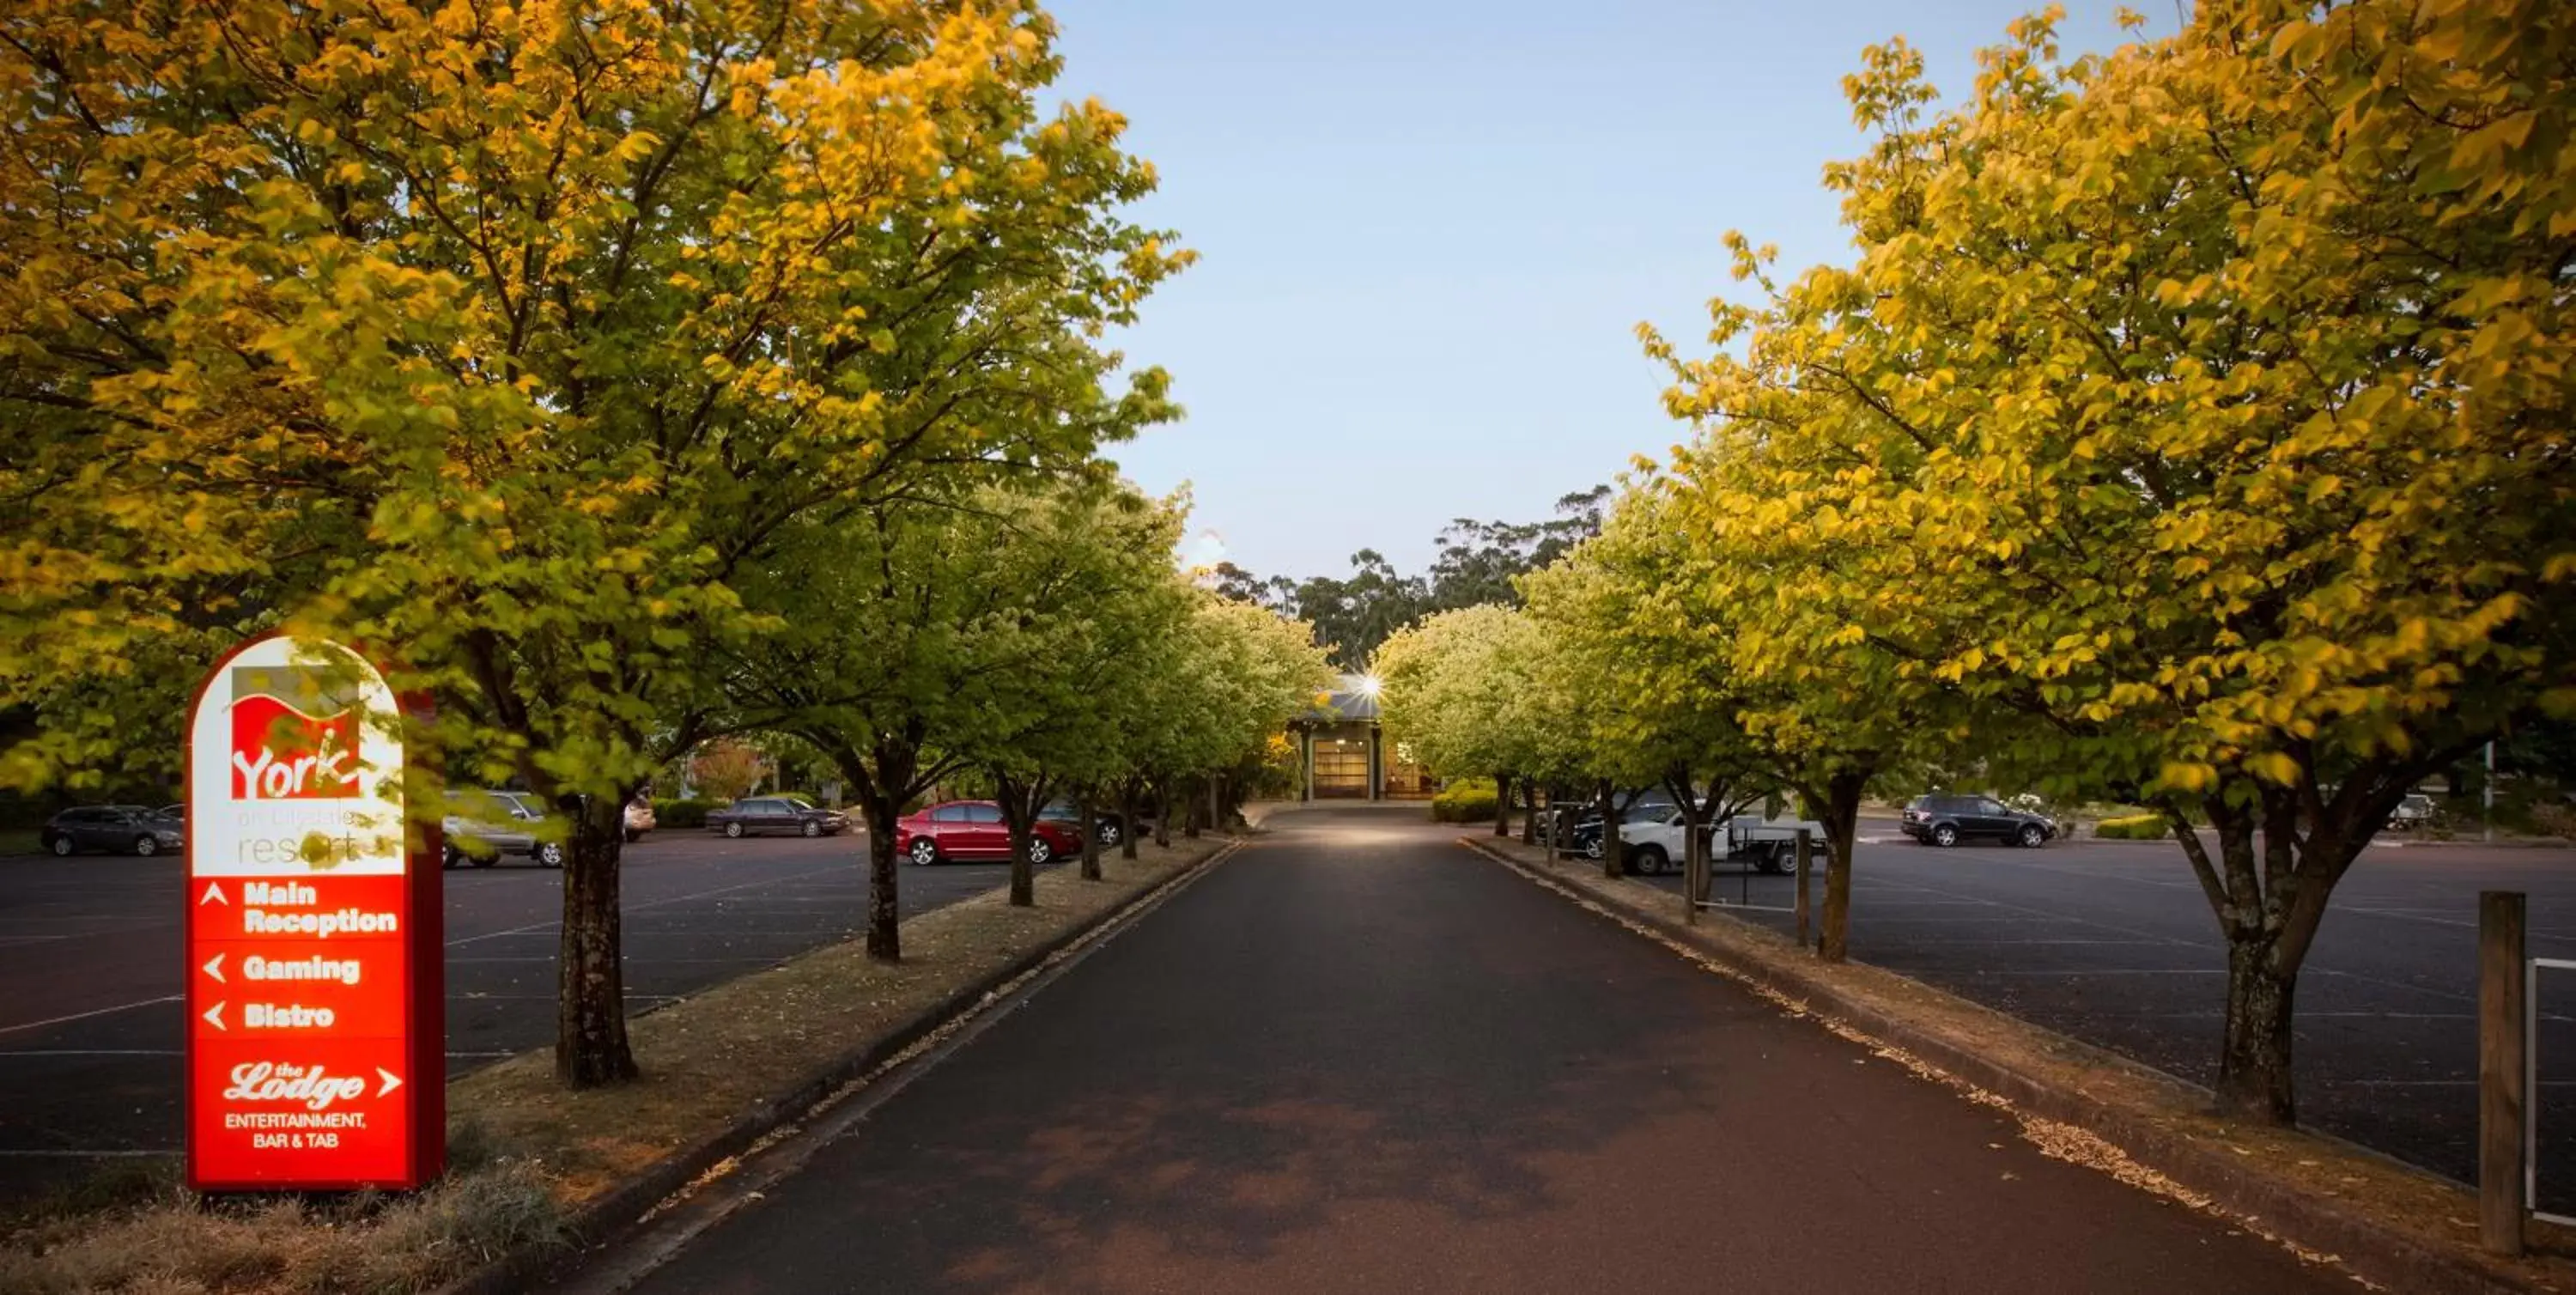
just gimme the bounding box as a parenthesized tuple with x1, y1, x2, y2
(781, 798, 816, 812)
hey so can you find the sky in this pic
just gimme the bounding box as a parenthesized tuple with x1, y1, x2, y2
(1047, 1, 2172, 581)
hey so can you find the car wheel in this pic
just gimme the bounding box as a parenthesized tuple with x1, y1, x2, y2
(472, 851, 496, 868)
(1631, 845, 1668, 876)
(1097, 821, 1122, 847)
(536, 842, 565, 868)
(133, 835, 159, 857)
(2018, 823, 2047, 848)
(624, 828, 641, 844)
(442, 845, 462, 871)
(46, 834, 73, 857)
(724, 822, 744, 839)
(909, 839, 939, 866)
(801, 820, 821, 838)
(1582, 838, 1603, 860)
(1932, 823, 1959, 848)
(1757, 844, 1790, 875)
(1027, 837, 1053, 866)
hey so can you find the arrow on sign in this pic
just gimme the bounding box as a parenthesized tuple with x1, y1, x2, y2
(199, 882, 226, 906)
(202, 1001, 226, 1031)
(202, 953, 225, 983)
(376, 1067, 403, 1097)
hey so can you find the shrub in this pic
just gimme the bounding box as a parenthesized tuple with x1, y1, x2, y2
(1431, 779, 1499, 824)
(2093, 813, 2167, 841)
(2529, 800, 2576, 842)
(654, 798, 717, 830)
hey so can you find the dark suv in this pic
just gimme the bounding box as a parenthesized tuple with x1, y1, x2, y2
(1901, 793, 2057, 848)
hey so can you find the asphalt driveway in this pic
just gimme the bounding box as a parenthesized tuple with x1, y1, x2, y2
(585, 805, 2348, 1294)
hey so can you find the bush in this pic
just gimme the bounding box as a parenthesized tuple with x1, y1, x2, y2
(2093, 813, 2167, 840)
(1431, 779, 1499, 824)
(654, 798, 718, 830)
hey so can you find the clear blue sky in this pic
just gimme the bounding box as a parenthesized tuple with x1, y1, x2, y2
(1048, 1, 2168, 581)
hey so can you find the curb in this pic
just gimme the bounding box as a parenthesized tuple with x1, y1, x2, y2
(1459, 836, 2554, 1295)
(441, 838, 1243, 1295)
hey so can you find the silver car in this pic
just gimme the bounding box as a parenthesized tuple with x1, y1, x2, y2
(442, 790, 564, 868)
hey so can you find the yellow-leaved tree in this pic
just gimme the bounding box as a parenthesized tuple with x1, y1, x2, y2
(0, 0, 1188, 1085)
(1651, 3, 2573, 1122)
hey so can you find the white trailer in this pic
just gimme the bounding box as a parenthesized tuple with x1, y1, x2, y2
(1722, 814, 1828, 874)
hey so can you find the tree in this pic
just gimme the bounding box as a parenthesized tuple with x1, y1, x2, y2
(689, 740, 769, 804)
(1649, 3, 2576, 1120)
(944, 480, 1192, 906)
(0, 1, 1187, 1085)
(1376, 605, 1545, 838)
(1223, 487, 1609, 669)
(1521, 483, 1769, 893)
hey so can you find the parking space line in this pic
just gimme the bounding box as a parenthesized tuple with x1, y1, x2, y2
(443, 862, 857, 948)
(0, 995, 180, 1037)
(0, 1049, 181, 1057)
(1879, 938, 2175, 946)
(0, 1149, 177, 1158)
(1966, 968, 2224, 976)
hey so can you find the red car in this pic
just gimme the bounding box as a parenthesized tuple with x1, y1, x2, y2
(895, 800, 1080, 866)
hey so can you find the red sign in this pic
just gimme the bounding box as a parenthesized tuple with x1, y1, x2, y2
(186, 636, 443, 1191)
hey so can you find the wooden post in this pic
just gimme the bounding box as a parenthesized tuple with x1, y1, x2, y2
(1795, 830, 1814, 951)
(2482, 890, 2528, 1256)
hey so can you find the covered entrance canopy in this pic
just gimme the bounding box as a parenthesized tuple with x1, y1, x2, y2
(1285, 675, 1433, 801)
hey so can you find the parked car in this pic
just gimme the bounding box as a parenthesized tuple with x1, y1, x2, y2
(1901, 793, 2058, 848)
(41, 806, 184, 857)
(2387, 793, 2437, 830)
(706, 795, 849, 839)
(624, 797, 656, 842)
(896, 800, 1080, 866)
(1037, 799, 1128, 847)
(443, 789, 561, 868)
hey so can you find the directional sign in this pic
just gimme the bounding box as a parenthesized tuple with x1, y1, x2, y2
(185, 635, 443, 1192)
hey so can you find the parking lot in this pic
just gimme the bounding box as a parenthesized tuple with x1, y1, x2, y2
(0, 828, 1036, 1206)
(1627, 825, 2576, 1210)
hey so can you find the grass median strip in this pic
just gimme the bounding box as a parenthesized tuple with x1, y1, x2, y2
(1464, 834, 2576, 1295)
(0, 836, 1230, 1295)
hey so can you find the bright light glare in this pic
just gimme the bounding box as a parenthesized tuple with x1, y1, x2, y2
(1358, 675, 1383, 696)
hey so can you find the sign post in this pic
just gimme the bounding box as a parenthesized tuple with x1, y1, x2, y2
(185, 635, 442, 1191)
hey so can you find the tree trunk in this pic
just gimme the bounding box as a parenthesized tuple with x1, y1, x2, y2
(1183, 775, 1203, 839)
(1078, 788, 1103, 880)
(993, 772, 1048, 908)
(821, 733, 920, 965)
(2217, 935, 2301, 1122)
(1118, 781, 1142, 860)
(1814, 767, 1870, 964)
(1152, 779, 1172, 847)
(1667, 768, 1708, 902)
(555, 792, 637, 1086)
(1492, 772, 1514, 837)
(862, 799, 902, 961)
(1520, 781, 1539, 844)
(1596, 779, 1622, 879)
(2155, 770, 2405, 1128)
